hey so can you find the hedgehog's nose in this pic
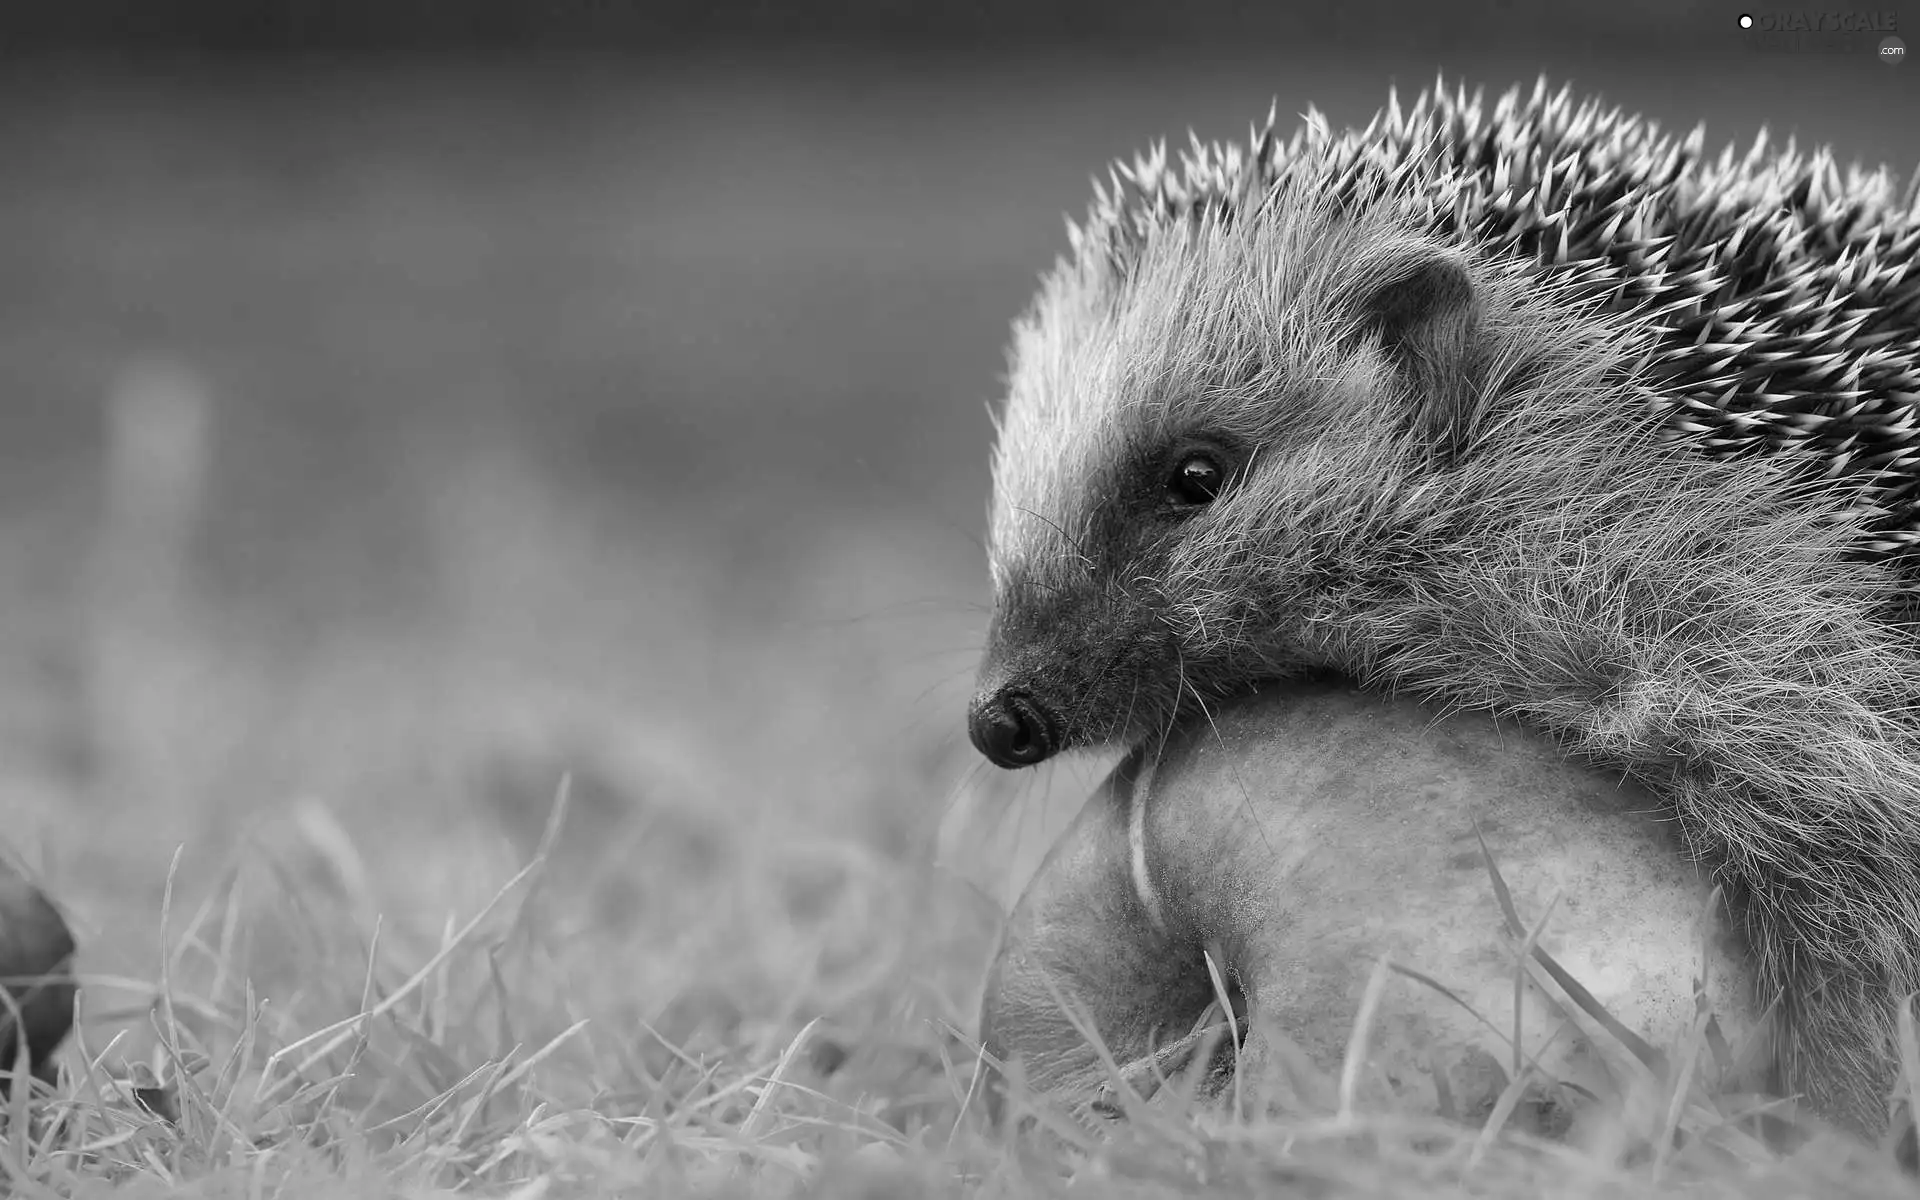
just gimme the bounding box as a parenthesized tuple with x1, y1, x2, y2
(968, 690, 1060, 769)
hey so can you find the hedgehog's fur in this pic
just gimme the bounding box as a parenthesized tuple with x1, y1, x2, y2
(973, 78, 1920, 1140)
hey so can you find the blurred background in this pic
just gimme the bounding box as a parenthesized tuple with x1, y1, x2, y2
(0, 0, 1913, 1082)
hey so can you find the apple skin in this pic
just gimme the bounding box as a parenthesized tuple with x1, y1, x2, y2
(978, 679, 1770, 1136)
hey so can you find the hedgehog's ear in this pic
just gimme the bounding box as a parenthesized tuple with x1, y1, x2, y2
(1346, 241, 1483, 460)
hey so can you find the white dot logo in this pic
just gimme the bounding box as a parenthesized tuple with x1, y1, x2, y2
(1738, 13, 1754, 28)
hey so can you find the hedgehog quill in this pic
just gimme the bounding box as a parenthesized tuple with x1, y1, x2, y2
(967, 78, 1920, 1140)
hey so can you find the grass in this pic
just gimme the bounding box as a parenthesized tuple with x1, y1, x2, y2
(1, 53, 1917, 1196)
(15, 800, 1920, 1198)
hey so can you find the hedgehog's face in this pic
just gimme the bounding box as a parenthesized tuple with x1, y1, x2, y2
(966, 420, 1253, 768)
(968, 210, 1485, 768)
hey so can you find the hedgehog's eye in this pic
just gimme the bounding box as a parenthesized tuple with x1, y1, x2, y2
(1165, 453, 1224, 507)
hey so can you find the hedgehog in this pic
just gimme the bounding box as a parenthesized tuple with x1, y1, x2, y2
(964, 77, 1920, 1142)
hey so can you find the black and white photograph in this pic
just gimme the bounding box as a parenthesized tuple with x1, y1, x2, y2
(0, 1, 1916, 1195)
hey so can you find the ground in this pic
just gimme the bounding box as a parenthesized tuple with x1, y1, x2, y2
(0, 49, 1915, 1196)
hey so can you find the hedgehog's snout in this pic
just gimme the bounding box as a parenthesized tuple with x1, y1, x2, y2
(968, 690, 1061, 769)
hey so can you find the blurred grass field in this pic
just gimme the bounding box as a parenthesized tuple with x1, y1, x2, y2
(0, 47, 1916, 1195)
